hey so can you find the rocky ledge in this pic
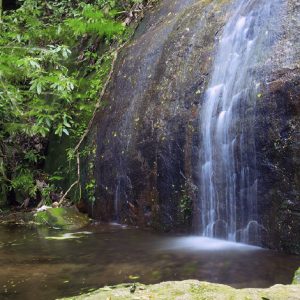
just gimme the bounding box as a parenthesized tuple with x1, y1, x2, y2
(0, 207, 90, 230)
(61, 280, 300, 300)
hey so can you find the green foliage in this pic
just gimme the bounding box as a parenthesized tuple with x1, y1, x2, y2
(0, 0, 133, 206)
(83, 144, 97, 204)
(65, 4, 124, 37)
(85, 179, 96, 204)
(0, 0, 125, 139)
(179, 190, 192, 226)
(11, 170, 37, 198)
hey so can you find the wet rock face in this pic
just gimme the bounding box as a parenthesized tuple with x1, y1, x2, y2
(87, 0, 232, 230)
(254, 0, 300, 253)
(256, 68, 300, 253)
(84, 0, 300, 252)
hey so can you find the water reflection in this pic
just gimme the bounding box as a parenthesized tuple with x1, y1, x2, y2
(0, 224, 299, 300)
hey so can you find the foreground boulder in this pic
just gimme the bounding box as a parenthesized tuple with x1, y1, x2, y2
(60, 280, 300, 300)
(293, 268, 300, 285)
(34, 207, 90, 230)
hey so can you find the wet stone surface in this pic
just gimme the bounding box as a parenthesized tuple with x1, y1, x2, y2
(82, 0, 300, 253)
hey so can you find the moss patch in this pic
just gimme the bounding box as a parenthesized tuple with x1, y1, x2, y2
(34, 207, 90, 230)
(293, 268, 300, 285)
(60, 280, 300, 300)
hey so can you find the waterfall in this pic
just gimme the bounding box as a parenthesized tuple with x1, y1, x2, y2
(199, 0, 282, 244)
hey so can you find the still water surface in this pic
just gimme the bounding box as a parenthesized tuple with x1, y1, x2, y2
(0, 223, 299, 299)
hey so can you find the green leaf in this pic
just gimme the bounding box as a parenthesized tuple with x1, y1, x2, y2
(128, 275, 140, 280)
(63, 128, 69, 135)
(37, 82, 42, 94)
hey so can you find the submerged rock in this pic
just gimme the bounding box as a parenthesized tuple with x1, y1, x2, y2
(60, 280, 300, 300)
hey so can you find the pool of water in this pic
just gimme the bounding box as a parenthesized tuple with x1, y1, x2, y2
(0, 223, 299, 299)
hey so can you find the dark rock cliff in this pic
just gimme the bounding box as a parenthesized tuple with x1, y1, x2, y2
(254, 0, 300, 253)
(82, 0, 300, 253)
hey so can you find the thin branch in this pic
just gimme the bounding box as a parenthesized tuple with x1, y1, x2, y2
(74, 41, 128, 153)
(0, 0, 2, 22)
(60, 1, 155, 204)
(0, 46, 50, 52)
(58, 152, 80, 205)
(58, 42, 128, 206)
(58, 180, 78, 206)
(115, 9, 143, 15)
(77, 152, 81, 200)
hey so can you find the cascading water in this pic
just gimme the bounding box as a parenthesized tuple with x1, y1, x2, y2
(199, 0, 282, 244)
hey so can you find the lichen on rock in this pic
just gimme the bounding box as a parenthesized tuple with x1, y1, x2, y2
(293, 268, 300, 285)
(34, 207, 90, 230)
(60, 280, 300, 300)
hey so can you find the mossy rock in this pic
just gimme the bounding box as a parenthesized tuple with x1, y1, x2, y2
(60, 280, 300, 300)
(293, 268, 300, 285)
(0, 211, 35, 225)
(34, 207, 90, 230)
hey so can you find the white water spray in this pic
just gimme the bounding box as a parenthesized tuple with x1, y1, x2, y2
(199, 0, 282, 243)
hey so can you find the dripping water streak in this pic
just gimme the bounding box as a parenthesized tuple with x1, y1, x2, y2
(199, 0, 282, 244)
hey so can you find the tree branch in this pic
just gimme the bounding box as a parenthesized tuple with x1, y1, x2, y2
(74, 42, 128, 153)
(0, 0, 3, 22)
(58, 152, 80, 205)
